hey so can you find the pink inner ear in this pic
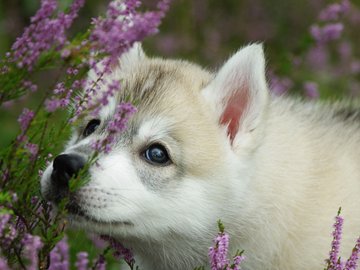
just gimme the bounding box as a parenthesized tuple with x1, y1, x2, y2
(220, 88, 249, 142)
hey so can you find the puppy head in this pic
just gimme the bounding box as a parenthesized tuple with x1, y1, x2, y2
(40, 44, 269, 240)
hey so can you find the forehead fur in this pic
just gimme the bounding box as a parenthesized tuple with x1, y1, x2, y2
(109, 57, 225, 176)
(115, 57, 211, 106)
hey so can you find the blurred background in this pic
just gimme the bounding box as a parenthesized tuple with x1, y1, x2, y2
(1, 0, 360, 144)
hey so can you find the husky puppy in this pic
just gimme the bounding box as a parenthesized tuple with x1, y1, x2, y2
(41, 44, 360, 270)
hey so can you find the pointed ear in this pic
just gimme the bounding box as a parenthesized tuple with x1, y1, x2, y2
(202, 44, 269, 147)
(119, 42, 146, 69)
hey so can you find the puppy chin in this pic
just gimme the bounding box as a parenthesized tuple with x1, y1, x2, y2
(67, 212, 135, 237)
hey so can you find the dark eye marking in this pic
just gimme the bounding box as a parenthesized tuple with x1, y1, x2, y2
(142, 144, 171, 166)
(83, 119, 101, 137)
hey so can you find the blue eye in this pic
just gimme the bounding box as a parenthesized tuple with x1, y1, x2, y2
(83, 119, 100, 137)
(144, 144, 171, 165)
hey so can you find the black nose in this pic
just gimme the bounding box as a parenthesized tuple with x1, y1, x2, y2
(50, 154, 85, 201)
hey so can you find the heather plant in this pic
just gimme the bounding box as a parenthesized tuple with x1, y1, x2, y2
(207, 221, 245, 270)
(1, 0, 360, 269)
(0, 0, 170, 268)
(324, 209, 360, 270)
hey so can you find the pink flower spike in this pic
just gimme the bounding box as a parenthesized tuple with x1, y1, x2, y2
(209, 232, 230, 270)
(90, 0, 172, 63)
(0, 257, 10, 270)
(18, 108, 35, 132)
(25, 143, 39, 161)
(326, 212, 345, 270)
(344, 237, 360, 270)
(232, 254, 246, 270)
(49, 237, 70, 270)
(22, 234, 44, 270)
(101, 235, 135, 265)
(10, 0, 85, 70)
(304, 81, 319, 99)
(310, 23, 344, 43)
(75, 252, 89, 270)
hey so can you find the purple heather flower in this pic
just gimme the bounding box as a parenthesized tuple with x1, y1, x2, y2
(92, 102, 136, 153)
(30, 0, 57, 23)
(25, 142, 39, 161)
(92, 103, 137, 154)
(88, 234, 107, 249)
(232, 254, 246, 270)
(15, 216, 27, 234)
(22, 80, 38, 92)
(101, 235, 134, 265)
(90, 0, 171, 63)
(209, 232, 230, 270)
(107, 102, 137, 133)
(61, 48, 71, 59)
(209, 222, 245, 270)
(311, 23, 344, 43)
(319, 0, 350, 21)
(72, 80, 82, 89)
(319, 4, 342, 21)
(344, 237, 360, 270)
(306, 45, 328, 69)
(0, 257, 10, 270)
(17, 108, 35, 133)
(0, 214, 11, 238)
(270, 75, 293, 96)
(22, 234, 44, 270)
(66, 67, 79, 75)
(75, 251, 89, 270)
(11, 0, 85, 70)
(75, 252, 89, 270)
(322, 23, 344, 41)
(327, 214, 344, 269)
(1, 223, 17, 248)
(45, 99, 63, 112)
(90, 79, 122, 114)
(66, 0, 86, 25)
(1, 100, 14, 109)
(45, 84, 73, 112)
(94, 255, 106, 270)
(70, 77, 101, 122)
(49, 250, 63, 270)
(49, 237, 70, 270)
(53, 83, 66, 94)
(304, 82, 319, 99)
(30, 196, 39, 205)
(55, 238, 70, 258)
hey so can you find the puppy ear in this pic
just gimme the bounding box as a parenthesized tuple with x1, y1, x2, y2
(202, 44, 269, 147)
(119, 42, 146, 69)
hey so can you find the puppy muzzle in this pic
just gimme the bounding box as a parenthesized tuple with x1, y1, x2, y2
(49, 154, 85, 203)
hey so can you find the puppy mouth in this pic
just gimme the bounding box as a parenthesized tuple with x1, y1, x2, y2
(66, 199, 133, 227)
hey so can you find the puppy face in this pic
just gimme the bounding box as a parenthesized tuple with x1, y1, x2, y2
(40, 46, 236, 240)
(41, 43, 268, 246)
